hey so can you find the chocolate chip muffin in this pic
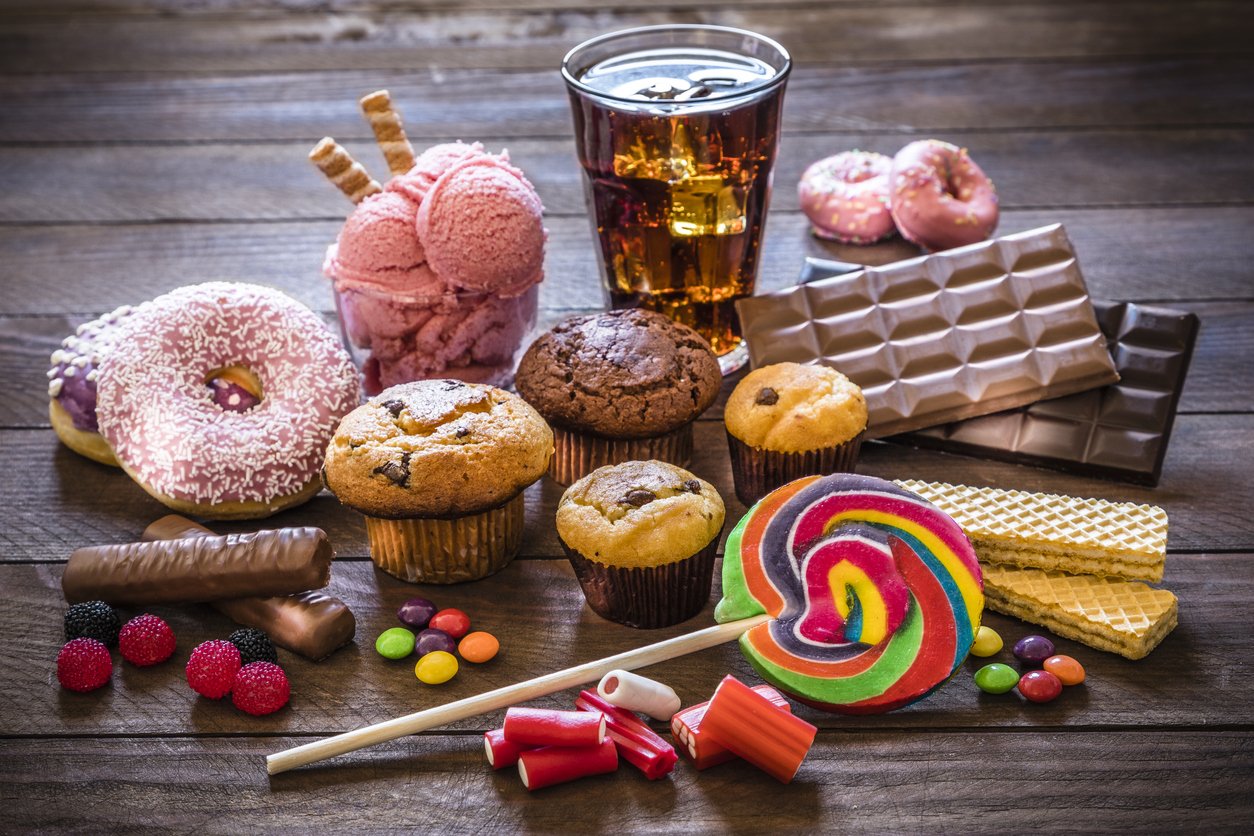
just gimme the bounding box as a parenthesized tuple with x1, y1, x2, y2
(323, 379, 553, 583)
(724, 362, 867, 507)
(515, 309, 722, 485)
(556, 460, 725, 628)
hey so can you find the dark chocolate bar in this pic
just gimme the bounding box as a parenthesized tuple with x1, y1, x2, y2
(893, 301, 1199, 486)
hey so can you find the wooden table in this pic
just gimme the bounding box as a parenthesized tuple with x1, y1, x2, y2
(3, 0, 1252, 831)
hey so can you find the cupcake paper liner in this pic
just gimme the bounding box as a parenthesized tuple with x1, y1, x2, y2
(561, 536, 719, 629)
(727, 430, 865, 507)
(364, 492, 525, 584)
(549, 423, 694, 486)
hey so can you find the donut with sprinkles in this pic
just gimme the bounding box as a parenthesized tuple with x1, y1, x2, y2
(888, 139, 998, 252)
(797, 151, 896, 244)
(715, 473, 983, 714)
(96, 282, 362, 519)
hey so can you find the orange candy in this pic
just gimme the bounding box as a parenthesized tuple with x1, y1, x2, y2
(458, 631, 500, 663)
(1043, 654, 1086, 686)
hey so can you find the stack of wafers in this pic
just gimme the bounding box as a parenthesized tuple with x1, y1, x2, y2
(898, 479, 1177, 660)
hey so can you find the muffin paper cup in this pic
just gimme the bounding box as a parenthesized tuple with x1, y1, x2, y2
(561, 536, 719, 629)
(727, 429, 865, 507)
(549, 423, 694, 486)
(364, 492, 525, 584)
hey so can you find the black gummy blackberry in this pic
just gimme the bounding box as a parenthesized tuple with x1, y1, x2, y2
(228, 628, 278, 665)
(64, 601, 122, 647)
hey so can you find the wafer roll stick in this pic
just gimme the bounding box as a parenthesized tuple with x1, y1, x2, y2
(143, 515, 356, 661)
(309, 136, 381, 204)
(360, 90, 416, 176)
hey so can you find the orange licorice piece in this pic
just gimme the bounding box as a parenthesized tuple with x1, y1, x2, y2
(671, 684, 792, 770)
(700, 675, 818, 783)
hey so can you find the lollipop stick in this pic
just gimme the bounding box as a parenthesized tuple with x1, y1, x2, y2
(266, 613, 769, 775)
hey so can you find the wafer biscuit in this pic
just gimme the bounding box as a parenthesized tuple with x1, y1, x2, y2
(309, 137, 381, 204)
(360, 90, 416, 176)
(896, 479, 1167, 582)
(983, 565, 1177, 659)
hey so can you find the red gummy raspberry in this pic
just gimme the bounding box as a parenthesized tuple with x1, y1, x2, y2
(186, 640, 241, 699)
(118, 614, 176, 667)
(231, 662, 291, 716)
(57, 637, 112, 692)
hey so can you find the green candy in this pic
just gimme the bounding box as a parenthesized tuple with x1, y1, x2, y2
(375, 627, 416, 660)
(974, 663, 1020, 694)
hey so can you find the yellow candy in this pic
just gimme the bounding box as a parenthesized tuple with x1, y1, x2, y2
(970, 625, 1003, 657)
(415, 650, 458, 684)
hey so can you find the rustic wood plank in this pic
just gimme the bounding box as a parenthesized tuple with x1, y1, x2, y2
(1, 413, 1250, 562)
(1, 207, 1250, 321)
(4, 57, 1251, 143)
(1, 553, 1250, 737)
(3, 2, 1249, 73)
(3, 130, 1251, 224)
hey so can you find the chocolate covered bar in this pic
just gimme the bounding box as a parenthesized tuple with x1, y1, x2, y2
(894, 301, 1199, 486)
(63, 527, 332, 605)
(143, 515, 356, 661)
(738, 224, 1120, 437)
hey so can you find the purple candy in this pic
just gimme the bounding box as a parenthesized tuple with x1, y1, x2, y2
(415, 628, 456, 657)
(397, 597, 438, 629)
(1013, 634, 1056, 666)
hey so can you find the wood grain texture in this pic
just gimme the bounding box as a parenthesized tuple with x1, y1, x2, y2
(4, 130, 1253, 223)
(4, 57, 1251, 143)
(4, 3, 1249, 73)
(2, 554, 1250, 737)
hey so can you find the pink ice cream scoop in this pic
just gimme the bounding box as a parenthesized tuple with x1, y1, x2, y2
(387, 141, 490, 203)
(324, 190, 445, 296)
(416, 155, 546, 296)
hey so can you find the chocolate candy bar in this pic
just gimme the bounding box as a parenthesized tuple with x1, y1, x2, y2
(737, 224, 1120, 438)
(63, 527, 332, 606)
(894, 301, 1199, 486)
(144, 515, 356, 661)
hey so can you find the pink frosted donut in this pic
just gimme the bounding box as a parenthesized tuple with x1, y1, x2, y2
(97, 282, 362, 519)
(889, 139, 999, 252)
(798, 151, 896, 244)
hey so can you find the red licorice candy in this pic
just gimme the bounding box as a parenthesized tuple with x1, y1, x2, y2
(700, 675, 818, 783)
(575, 689, 677, 780)
(518, 738, 618, 791)
(503, 707, 605, 748)
(484, 728, 534, 770)
(671, 683, 792, 770)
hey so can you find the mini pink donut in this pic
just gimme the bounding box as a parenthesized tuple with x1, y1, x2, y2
(889, 139, 999, 252)
(97, 282, 362, 519)
(798, 151, 896, 244)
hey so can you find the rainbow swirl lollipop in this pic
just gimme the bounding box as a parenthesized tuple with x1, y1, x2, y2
(715, 473, 983, 714)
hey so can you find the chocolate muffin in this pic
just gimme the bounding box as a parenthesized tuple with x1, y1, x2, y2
(515, 309, 722, 485)
(724, 362, 867, 506)
(556, 460, 725, 628)
(323, 379, 553, 583)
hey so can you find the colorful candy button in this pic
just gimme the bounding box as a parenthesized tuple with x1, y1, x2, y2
(375, 627, 416, 660)
(970, 625, 1003, 657)
(1012, 634, 1055, 666)
(1017, 669, 1063, 703)
(416, 628, 457, 657)
(458, 631, 499, 663)
(1043, 654, 1086, 686)
(397, 597, 438, 630)
(416, 650, 459, 684)
(973, 663, 1020, 694)
(429, 608, 471, 640)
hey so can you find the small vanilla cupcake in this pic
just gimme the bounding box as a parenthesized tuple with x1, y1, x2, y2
(725, 362, 867, 507)
(556, 460, 725, 628)
(323, 379, 553, 583)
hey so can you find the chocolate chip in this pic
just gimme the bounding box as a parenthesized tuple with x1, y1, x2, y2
(455, 427, 470, 438)
(381, 399, 405, 417)
(441, 379, 464, 390)
(372, 453, 412, 488)
(622, 489, 657, 508)
(682, 479, 702, 494)
(755, 387, 779, 406)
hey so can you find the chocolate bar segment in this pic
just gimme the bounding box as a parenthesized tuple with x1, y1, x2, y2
(63, 528, 332, 605)
(143, 515, 356, 661)
(737, 224, 1120, 438)
(896, 301, 1199, 486)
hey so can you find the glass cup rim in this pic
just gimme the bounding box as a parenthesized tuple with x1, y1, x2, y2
(560, 24, 792, 107)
